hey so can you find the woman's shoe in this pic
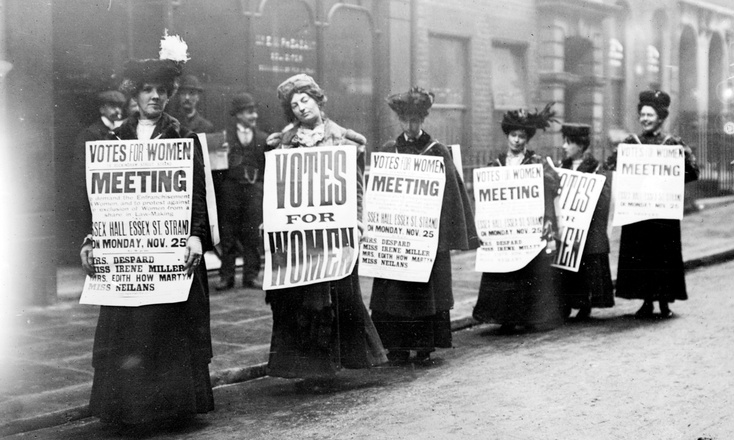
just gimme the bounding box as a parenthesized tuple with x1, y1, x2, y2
(658, 302, 673, 319)
(497, 324, 516, 334)
(575, 307, 591, 320)
(634, 302, 654, 319)
(215, 278, 235, 291)
(386, 350, 410, 365)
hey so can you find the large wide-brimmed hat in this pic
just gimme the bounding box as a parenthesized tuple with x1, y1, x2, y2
(637, 89, 670, 118)
(230, 92, 256, 115)
(121, 31, 189, 89)
(97, 90, 126, 106)
(561, 122, 591, 138)
(501, 102, 557, 139)
(386, 87, 434, 119)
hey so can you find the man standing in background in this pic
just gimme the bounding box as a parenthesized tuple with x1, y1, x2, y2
(215, 92, 270, 290)
(64, 90, 127, 254)
(173, 74, 214, 134)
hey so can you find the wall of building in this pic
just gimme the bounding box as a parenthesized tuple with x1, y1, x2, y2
(3, 0, 56, 305)
(2, 0, 733, 302)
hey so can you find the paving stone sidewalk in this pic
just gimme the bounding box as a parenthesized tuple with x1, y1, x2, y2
(2, 197, 734, 436)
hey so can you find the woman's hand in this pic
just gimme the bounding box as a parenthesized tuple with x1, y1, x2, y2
(542, 219, 556, 241)
(266, 132, 283, 148)
(80, 243, 96, 276)
(183, 236, 203, 276)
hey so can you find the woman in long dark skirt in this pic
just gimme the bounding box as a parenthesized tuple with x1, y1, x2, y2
(472, 105, 563, 333)
(79, 34, 214, 431)
(264, 74, 386, 391)
(604, 90, 699, 319)
(369, 88, 480, 365)
(554, 123, 614, 320)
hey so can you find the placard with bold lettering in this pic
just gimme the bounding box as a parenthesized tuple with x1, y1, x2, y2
(359, 153, 446, 282)
(80, 139, 195, 306)
(262, 146, 358, 290)
(551, 168, 606, 272)
(474, 164, 545, 273)
(612, 143, 685, 226)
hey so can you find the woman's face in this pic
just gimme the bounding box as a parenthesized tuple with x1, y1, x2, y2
(639, 105, 663, 135)
(562, 137, 583, 161)
(290, 92, 322, 127)
(135, 82, 169, 120)
(507, 129, 528, 154)
(399, 116, 423, 140)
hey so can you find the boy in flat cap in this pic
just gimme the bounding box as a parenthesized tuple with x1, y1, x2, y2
(64, 90, 127, 258)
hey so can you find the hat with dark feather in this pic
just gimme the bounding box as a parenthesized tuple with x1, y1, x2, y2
(501, 102, 557, 139)
(386, 87, 434, 119)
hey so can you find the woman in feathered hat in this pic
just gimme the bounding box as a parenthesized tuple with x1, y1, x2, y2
(79, 33, 214, 431)
(264, 73, 387, 392)
(604, 90, 699, 319)
(369, 87, 480, 365)
(472, 103, 563, 333)
(554, 123, 614, 320)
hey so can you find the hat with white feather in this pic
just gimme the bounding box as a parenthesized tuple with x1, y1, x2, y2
(120, 30, 189, 95)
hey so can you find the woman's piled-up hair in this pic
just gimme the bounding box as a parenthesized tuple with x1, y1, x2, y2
(500, 102, 557, 140)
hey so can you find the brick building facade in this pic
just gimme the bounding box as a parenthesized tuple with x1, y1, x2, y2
(1, 0, 733, 304)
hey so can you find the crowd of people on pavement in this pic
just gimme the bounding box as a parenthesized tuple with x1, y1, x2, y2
(75, 33, 699, 434)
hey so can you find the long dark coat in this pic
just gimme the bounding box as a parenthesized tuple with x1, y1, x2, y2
(217, 124, 271, 282)
(369, 132, 480, 351)
(265, 119, 387, 379)
(556, 152, 614, 310)
(473, 149, 563, 328)
(89, 113, 214, 425)
(605, 132, 699, 302)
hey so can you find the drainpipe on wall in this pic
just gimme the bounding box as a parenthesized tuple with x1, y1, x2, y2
(410, 0, 416, 87)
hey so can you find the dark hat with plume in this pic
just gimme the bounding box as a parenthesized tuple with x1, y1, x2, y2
(501, 102, 557, 139)
(561, 122, 591, 138)
(230, 92, 256, 115)
(386, 87, 434, 119)
(97, 90, 126, 106)
(121, 30, 189, 92)
(637, 90, 671, 119)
